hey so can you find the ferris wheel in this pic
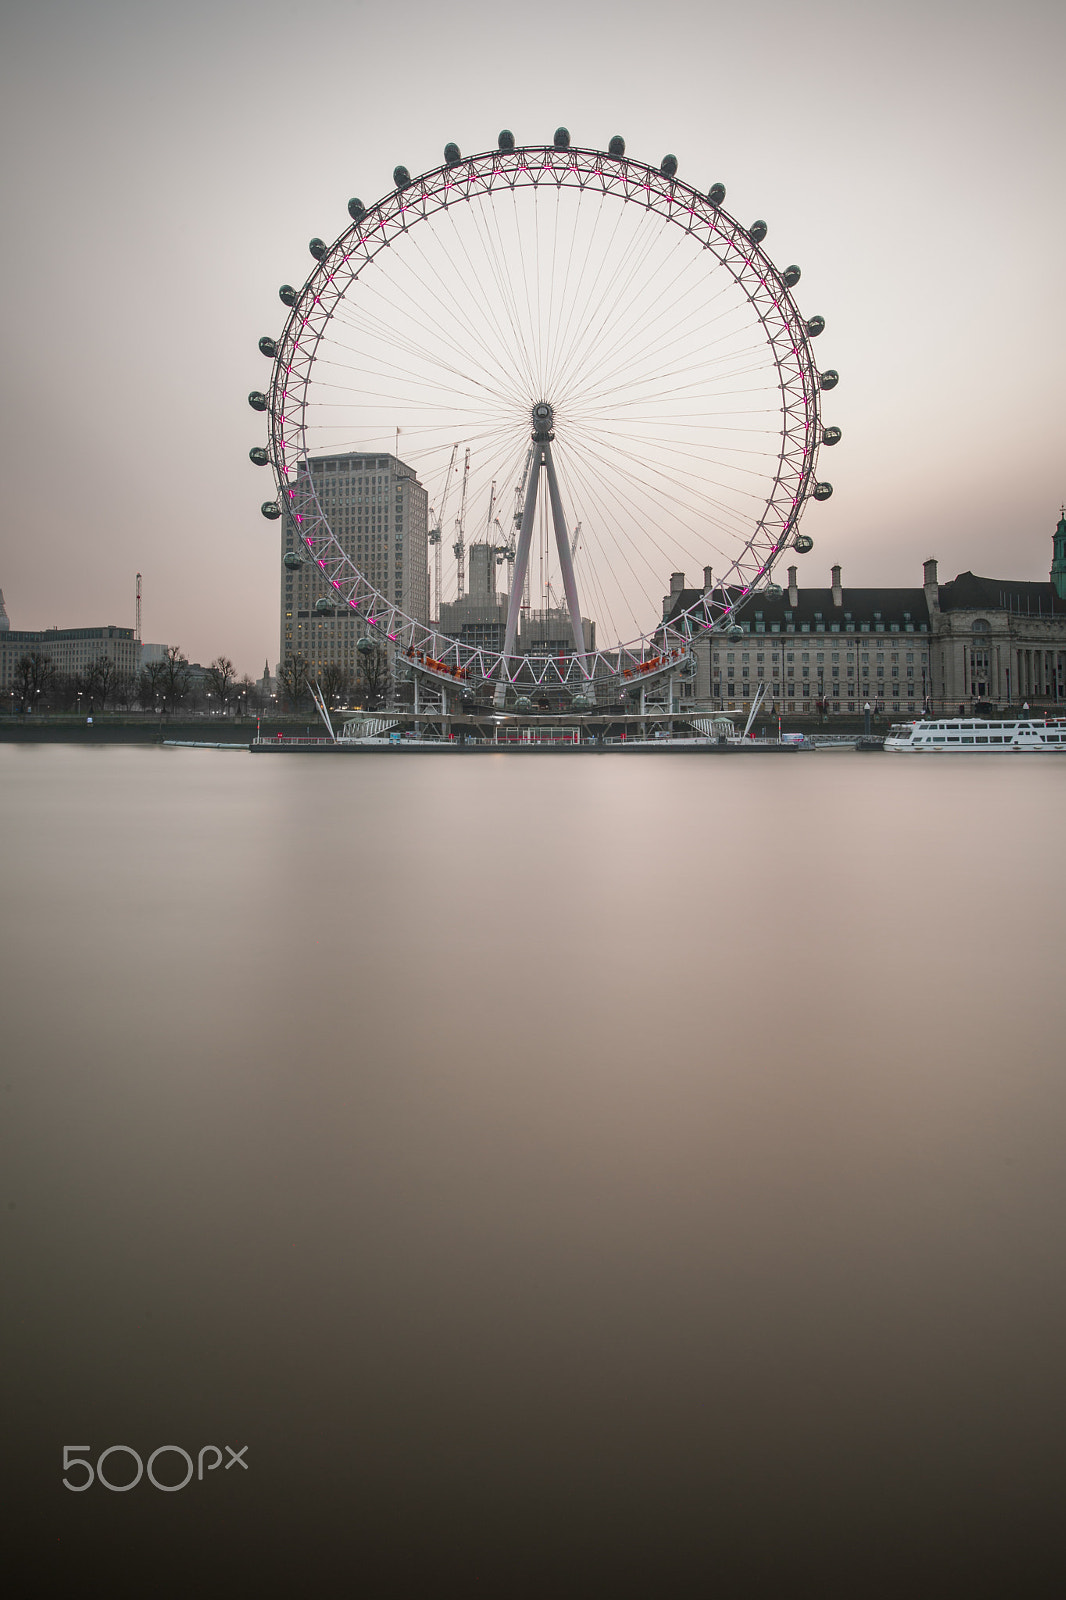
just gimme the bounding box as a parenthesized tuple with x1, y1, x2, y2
(248, 128, 839, 703)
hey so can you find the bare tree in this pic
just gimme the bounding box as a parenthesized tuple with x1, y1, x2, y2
(50, 671, 80, 711)
(137, 659, 166, 710)
(277, 655, 310, 710)
(13, 651, 56, 712)
(317, 661, 354, 708)
(157, 645, 191, 714)
(80, 653, 119, 711)
(112, 669, 138, 711)
(233, 674, 262, 716)
(205, 655, 237, 713)
(355, 644, 390, 710)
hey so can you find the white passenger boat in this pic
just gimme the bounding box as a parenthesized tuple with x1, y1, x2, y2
(884, 717, 1066, 752)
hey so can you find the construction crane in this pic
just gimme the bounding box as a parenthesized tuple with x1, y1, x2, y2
(428, 443, 459, 620)
(490, 516, 515, 568)
(570, 521, 582, 559)
(452, 447, 470, 598)
(512, 447, 534, 610)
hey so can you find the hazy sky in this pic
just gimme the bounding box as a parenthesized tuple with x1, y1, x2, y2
(0, 0, 1062, 674)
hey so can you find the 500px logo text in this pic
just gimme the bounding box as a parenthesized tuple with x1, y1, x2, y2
(62, 1444, 248, 1492)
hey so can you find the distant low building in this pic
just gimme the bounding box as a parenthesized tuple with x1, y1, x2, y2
(438, 543, 510, 653)
(437, 541, 596, 657)
(659, 513, 1066, 717)
(0, 619, 140, 691)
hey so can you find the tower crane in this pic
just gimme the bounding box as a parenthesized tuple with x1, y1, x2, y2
(428, 443, 458, 620)
(490, 517, 515, 567)
(570, 521, 582, 559)
(452, 447, 470, 598)
(512, 446, 534, 610)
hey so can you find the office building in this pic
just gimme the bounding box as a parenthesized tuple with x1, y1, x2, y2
(282, 451, 429, 672)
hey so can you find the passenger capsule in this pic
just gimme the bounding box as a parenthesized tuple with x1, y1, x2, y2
(818, 369, 840, 391)
(498, 129, 515, 151)
(283, 551, 303, 569)
(794, 533, 814, 554)
(393, 165, 411, 188)
(660, 154, 678, 177)
(571, 692, 592, 709)
(608, 134, 625, 156)
(347, 197, 366, 222)
(553, 126, 571, 149)
(357, 636, 375, 654)
(249, 446, 270, 467)
(782, 265, 801, 288)
(515, 695, 532, 710)
(258, 336, 277, 358)
(278, 284, 297, 307)
(707, 182, 726, 205)
(248, 391, 268, 412)
(309, 237, 327, 260)
(764, 583, 783, 598)
(749, 220, 768, 244)
(727, 624, 746, 640)
(821, 425, 842, 446)
(813, 482, 834, 501)
(806, 315, 825, 337)
(444, 142, 461, 165)
(261, 501, 281, 520)
(315, 597, 335, 613)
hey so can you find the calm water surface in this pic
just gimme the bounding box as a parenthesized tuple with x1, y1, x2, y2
(3, 745, 1065, 1596)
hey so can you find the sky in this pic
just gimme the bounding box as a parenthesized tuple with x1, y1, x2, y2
(0, 0, 1062, 675)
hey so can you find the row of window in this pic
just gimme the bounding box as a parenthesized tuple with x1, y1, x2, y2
(720, 650, 923, 663)
(718, 667, 917, 682)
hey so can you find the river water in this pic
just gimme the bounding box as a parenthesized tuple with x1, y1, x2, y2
(3, 744, 1065, 1596)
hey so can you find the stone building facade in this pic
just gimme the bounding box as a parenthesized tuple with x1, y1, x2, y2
(660, 515, 1066, 717)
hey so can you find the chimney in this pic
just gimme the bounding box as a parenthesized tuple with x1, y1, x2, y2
(670, 572, 685, 595)
(923, 558, 939, 615)
(787, 565, 798, 607)
(703, 565, 713, 593)
(831, 564, 842, 608)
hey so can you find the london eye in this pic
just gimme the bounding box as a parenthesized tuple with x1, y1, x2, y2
(249, 129, 838, 705)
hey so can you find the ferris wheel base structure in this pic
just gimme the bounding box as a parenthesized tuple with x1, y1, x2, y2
(250, 129, 841, 701)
